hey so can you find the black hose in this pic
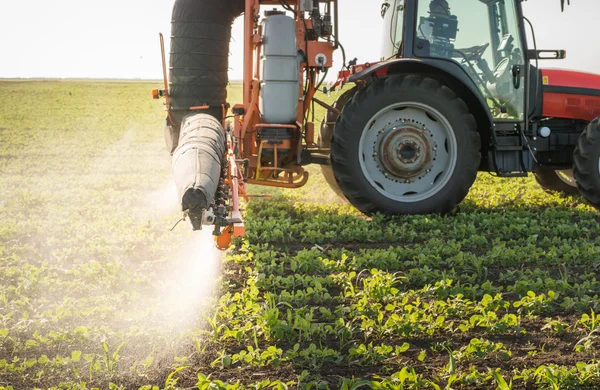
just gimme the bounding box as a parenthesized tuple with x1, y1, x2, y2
(331, 34, 347, 69)
(279, 0, 297, 15)
(315, 68, 329, 92)
(168, 0, 245, 123)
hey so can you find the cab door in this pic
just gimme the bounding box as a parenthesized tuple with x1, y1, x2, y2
(413, 0, 526, 121)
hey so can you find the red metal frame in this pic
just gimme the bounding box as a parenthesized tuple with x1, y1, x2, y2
(215, 0, 337, 246)
(541, 68, 600, 122)
(237, 0, 335, 186)
(154, 0, 337, 246)
(330, 62, 385, 91)
(216, 134, 247, 250)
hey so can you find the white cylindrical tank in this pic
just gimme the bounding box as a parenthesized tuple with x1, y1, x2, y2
(260, 14, 300, 124)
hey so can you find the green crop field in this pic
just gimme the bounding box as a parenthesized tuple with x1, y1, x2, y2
(1, 80, 600, 390)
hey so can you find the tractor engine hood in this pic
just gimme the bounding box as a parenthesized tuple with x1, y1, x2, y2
(541, 68, 600, 92)
(541, 68, 600, 122)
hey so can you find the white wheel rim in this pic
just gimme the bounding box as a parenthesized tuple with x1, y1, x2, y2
(358, 102, 458, 203)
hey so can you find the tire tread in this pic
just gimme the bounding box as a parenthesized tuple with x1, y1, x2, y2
(331, 75, 481, 215)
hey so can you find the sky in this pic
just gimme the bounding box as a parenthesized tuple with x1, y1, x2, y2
(0, 0, 598, 80)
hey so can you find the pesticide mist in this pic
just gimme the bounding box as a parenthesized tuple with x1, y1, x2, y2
(0, 80, 229, 388)
(155, 228, 223, 329)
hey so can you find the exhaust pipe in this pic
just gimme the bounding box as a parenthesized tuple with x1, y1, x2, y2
(167, 0, 244, 228)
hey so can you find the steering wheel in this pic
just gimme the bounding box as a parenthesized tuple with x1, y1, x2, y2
(452, 42, 492, 84)
(457, 43, 490, 62)
(452, 43, 491, 81)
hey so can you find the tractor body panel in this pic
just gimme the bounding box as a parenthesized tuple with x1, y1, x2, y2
(541, 68, 600, 122)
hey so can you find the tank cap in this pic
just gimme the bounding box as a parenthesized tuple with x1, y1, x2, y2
(265, 8, 286, 17)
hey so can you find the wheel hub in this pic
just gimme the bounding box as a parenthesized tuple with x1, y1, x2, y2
(357, 102, 460, 204)
(376, 122, 435, 181)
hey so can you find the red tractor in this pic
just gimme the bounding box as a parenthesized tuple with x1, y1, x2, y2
(322, 0, 600, 215)
(154, 0, 600, 247)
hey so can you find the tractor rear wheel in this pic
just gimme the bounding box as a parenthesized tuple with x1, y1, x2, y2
(319, 87, 357, 200)
(534, 167, 579, 195)
(331, 75, 481, 215)
(574, 117, 600, 207)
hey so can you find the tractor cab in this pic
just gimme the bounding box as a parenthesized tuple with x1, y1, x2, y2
(382, 0, 527, 121)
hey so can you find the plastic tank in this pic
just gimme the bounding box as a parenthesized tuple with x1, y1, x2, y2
(260, 14, 300, 124)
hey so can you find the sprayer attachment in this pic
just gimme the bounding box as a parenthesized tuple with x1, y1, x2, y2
(172, 113, 227, 230)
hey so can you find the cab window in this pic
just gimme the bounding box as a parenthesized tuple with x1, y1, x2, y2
(414, 0, 525, 120)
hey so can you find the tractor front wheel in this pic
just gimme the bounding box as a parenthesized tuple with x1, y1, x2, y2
(574, 117, 600, 208)
(331, 75, 481, 215)
(534, 167, 579, 195)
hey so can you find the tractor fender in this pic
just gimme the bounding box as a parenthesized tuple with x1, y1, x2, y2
(349, 58, 493, 155)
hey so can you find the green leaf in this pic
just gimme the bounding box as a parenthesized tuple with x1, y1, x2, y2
(71, 350, 82, 362)
(223, 355, 232, 367)
(350, 380, 375, 390)
(165, 366, 189, 387)
(25, 339, 39, 348)
(447, 351, 456, 375)
(396, 342, 410, 354)
(492, 370, 511, 390)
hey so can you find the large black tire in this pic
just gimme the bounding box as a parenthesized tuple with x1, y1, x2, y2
(534, 167, 579, 195)
(331, 75, 481, 215)
(319, 88, 357, 200)
(165, 0, 244, 154)
(574, 116, 600, 207)
(169, 0, 245, 124)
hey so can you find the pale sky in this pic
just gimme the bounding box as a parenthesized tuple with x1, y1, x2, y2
(0, 0, 598, 80)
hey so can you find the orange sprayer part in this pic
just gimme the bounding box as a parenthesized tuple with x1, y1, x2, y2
(306, 122, 315, 146)
(215, 225, 234, 251)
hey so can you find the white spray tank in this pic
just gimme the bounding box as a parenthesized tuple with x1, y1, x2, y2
(259, 12, 300, 124)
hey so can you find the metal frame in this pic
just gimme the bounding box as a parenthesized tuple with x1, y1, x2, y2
(237, 0, 337, 189)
